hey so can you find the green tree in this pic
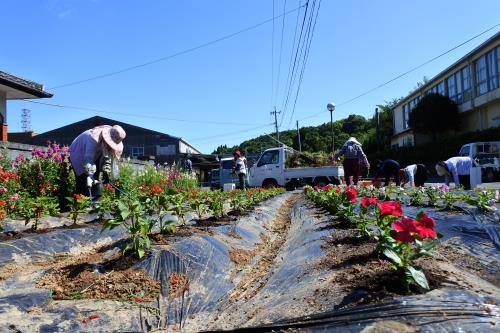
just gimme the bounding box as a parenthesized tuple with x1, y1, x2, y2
(408, 93, 459, 142)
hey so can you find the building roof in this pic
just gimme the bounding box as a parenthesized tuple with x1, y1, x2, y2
(394, 31, 500, 108)
(20, 115, 202, 153)
(0, 71, 53, 99)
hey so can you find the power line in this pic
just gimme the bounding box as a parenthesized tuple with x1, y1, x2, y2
(271, 0, 275, 109)
(280, 0, 310, 126)
(22, 99, 268, 127)
(297, 23, 500, 122)
(189, 123, 273, 142)
(274, 0, 288, 107)
(48, 4, 306, 91)
(286, 0, 321, 129)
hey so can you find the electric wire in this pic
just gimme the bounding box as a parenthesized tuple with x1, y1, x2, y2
(279, 0, 310, 126)
(48, 3, 307, 91)
(271, 0, 275, 110)
(188, 123, 274, 142)
(22, 99, 268, 127)
(285, 0, 320, 129)
(296, 23, 500, 122)
(274, 0, 288, 107)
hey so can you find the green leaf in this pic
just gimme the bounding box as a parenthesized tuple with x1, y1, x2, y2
(415, 210, 424, 221)
(407, 265, 429, 289)
(137, 247, 145, 258)
(383, 248, 402, 266)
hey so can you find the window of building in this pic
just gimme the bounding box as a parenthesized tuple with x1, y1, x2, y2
(437, 81, 445, 95)
(447, 75, 456, 102)
(486, 49, 498, 90)
(131, 146, 144, 159)
(461, 66, 471, 101)
(475, 55, 488, 95)
(403, 104, 410, 129)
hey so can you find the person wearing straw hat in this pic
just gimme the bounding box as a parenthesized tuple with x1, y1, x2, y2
(69, 124, 126, 197)
(435, 156, 475, 190)
(334, 137, 370, 185)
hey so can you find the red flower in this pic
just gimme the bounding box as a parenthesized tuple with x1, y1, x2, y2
(334, 186, 341, 194)
(88, 314, 99, 320)
(345, 187, 358, 203)
(392, 217, 418, 243)
(313, 186, 319, 191)
(73, 194, 83, 200)
(377, 201, 402, 217)
(303, 187, 309, 193)
(361, 196, 377, 208)
(321, 184, 333, 191)
(415, 213, 437, 239)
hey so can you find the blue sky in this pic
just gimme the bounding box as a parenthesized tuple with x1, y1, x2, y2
(2, 0, 499, 153)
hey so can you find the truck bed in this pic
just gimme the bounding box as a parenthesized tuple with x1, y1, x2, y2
(284, 166, 343, 179)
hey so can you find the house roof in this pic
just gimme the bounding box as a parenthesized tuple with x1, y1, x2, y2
(0, 71, 53, 99)
(24, 115, 202, 153)
(394, 31, 500, 108)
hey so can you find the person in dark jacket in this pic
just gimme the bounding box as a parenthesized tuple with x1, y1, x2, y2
(375, 159, 401, 186)
(334, 137, 370, 185)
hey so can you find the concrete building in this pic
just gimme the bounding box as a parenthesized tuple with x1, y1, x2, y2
(0, 71, 52, 141)
(392, 32, 500, 147)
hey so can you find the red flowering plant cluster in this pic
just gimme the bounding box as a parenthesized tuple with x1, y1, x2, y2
(384, 211, 440, 290)
(0, 166, 21, 222)
(305, 185, 441, 290)
(65, 193, 91, 224)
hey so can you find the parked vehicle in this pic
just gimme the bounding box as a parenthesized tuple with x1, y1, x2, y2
(458, 142, 500, 182)
(210, 168, 220, 190)
(216, 157, 249, 190)
(248, 147, 344, 189)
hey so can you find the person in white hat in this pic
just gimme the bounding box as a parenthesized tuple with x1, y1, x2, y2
(334, 137, 370, 185)
(69, 124, 126, 197)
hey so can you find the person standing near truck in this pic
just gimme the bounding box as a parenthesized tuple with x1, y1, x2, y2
(69, 124, 126, 198)
(435, 156, 475, 190)
(334, 137, 369, 185)
(375, 159, 401, 186)
(400, 164, 428, 187)
(233, 150, 247, 190)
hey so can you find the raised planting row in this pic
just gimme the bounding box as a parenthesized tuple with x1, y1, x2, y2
(304, 184, 498, 291)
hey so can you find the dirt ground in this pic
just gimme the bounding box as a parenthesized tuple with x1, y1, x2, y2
(36, 249, 161, 302)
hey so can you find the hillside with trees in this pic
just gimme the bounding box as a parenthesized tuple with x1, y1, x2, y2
(213, 99, 399, 157)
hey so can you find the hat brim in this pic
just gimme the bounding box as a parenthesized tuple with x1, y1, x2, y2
(102, 129, 123, 158)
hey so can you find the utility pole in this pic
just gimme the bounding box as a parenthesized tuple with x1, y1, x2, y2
(21, 108, 31, 132)
(375, 107, 380, 152)
(270, 107, 281, 141)
(296, 120, 302, 152)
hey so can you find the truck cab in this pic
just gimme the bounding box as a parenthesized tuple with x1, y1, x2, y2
(459, 142, 500, 182)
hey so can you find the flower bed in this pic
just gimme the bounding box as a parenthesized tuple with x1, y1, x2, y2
(304, 183, 498, 291)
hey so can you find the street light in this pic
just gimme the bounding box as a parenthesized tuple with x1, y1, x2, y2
(327, 102, 336, 156)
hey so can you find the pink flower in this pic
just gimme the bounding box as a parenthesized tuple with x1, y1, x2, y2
(392, 217, 418, 243)
(53, 154, 63, 162)
(52, 144, 60, 152)
(61, 146, 70, 154)
(9, 193, 19, 201)
(313, 186, 319, 191)
(321, 184, 332, 191)
(0, 187, 7, 193)
(15, 154, 26, 163)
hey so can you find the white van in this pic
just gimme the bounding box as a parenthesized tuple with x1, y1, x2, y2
(458, 142, 500, 182)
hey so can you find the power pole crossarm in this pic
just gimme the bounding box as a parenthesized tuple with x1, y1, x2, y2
(270, 107, 281, 142)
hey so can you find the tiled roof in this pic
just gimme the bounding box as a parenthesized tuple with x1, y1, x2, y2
(0, 71, 53, 98)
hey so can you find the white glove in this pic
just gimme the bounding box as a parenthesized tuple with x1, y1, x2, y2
(87, 176, 94, 188)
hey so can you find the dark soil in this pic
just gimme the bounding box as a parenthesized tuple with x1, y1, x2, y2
(37, 250, 161, 302)
(317, 225, 448, 309)
(168, 272, 190, 299)
(229, 247, 255, 266)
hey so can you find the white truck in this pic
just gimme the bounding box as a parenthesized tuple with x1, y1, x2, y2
(458, 141, 500, 182)
(248, 147, 344, 189)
